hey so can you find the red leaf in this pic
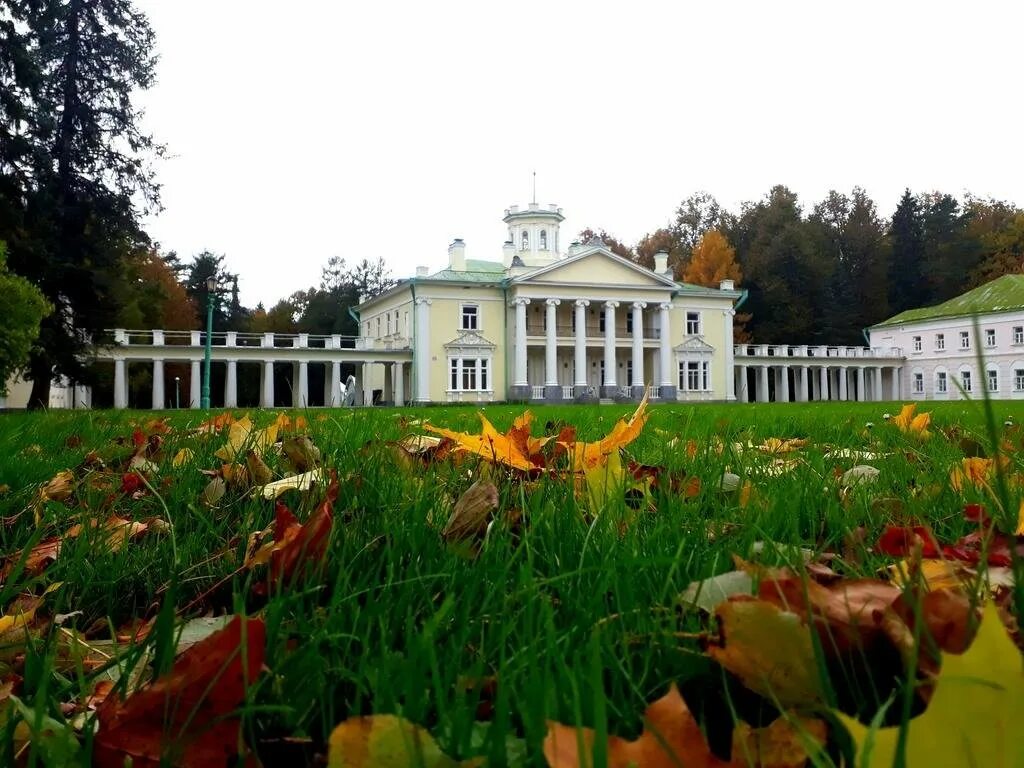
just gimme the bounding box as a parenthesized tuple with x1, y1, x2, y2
(121, 472, 144, 495)
(876, 526, 941, 558)
(94, 615, 264, 768)
(270, 476, 337, 588)
(131, 429, 146, 450)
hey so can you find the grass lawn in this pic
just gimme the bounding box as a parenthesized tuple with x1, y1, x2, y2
(0, 399, 1021, 766)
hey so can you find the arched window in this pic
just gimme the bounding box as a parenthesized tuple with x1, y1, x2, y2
(539, 230, 548, 250)
(521, 230, 529, 250)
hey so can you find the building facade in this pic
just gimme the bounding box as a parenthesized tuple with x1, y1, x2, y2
(869, 274, 1024, 401)
(356, 201, 743, 403)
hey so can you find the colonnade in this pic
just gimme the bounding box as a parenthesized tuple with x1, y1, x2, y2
(733, 362, 901, 402)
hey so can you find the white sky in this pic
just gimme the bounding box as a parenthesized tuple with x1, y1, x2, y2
(136, 0, 1024, 307)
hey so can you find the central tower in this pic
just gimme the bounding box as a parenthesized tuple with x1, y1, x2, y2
(502, 202, 565, 267)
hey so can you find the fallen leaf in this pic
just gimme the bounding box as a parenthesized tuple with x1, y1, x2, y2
(543, 684, 825, 767)
(424, 414, 537, 473)
(256, 468, 326, 500)
(201, 477, 226, 507)
(840, 602, 1024, 766)
(892, 403, 931, 438)
(561, 391, 650, 472)
(213, 415, 278, 462)
(93, 614, 265, 768)
(282, 435, 321, 473)
(171, 448, 194, 467)
(328, 714, 481, 767)
(442, 480, 499, 544)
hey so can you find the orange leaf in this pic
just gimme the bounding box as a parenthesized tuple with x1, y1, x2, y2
(93, 615, 264, 768)
(424, 413, 537, 472)
(543, 684, 824, 767)
(562, 391, 650, 471)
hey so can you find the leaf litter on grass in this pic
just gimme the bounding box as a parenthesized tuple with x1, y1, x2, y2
(1, 400, 1023, 765)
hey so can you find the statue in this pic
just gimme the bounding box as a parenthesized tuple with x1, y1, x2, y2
(343, 374, 357, 406)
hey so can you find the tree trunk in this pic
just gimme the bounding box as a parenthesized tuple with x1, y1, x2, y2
(27, 348, 53, 410)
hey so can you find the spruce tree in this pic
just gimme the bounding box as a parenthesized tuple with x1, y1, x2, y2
(887, 189, 927, 314)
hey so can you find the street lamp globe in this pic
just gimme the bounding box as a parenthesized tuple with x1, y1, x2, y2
(206, 275, 217, 292)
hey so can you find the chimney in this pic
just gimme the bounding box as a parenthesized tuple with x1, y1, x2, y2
(654, 250, 669, 276)
(503, 240, 515, 267)
(719, 278, 735, 291)
(568, 240, 581, 256)
(448, 238, 466, 271)
(415, 265, 429, 277)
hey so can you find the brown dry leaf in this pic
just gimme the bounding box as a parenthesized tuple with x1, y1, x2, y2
(543, 684, 824, 767)
(213, 415, 278, 462)
(245, 450, 274, 486)
(282, 435, 321, 473)
(442, 480, 499, 544)
(65, 515, 149, 553)
(201, 477, 226, 507)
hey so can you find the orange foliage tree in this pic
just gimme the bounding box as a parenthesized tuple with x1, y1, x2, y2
(682, 230, 750, 342)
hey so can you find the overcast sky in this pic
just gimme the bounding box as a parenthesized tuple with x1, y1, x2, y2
(136, 0, 1024, 307)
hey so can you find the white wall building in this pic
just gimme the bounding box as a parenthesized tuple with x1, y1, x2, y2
(869, 274, 1024, 400)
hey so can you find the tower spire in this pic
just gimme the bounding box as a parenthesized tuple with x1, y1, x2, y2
(532, 171, 536, 204)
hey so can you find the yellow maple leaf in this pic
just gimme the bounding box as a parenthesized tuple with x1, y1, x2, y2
(327, 714, 481, 767)
(561, 391, 650, 471)
(949, 457, 993, 492)
(424, 413, 536, 472)
(839, 602, 1024, 767)
(892, 403, 931, 438)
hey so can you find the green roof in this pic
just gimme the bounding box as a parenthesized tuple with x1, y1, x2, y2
(426, 259, 506, 282)
(873, 274, 1024, 328)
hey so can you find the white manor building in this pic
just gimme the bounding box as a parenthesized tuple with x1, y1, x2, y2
(868, 274, 1024, 401)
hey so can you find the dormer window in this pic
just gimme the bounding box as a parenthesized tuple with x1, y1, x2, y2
(521, 230, 529, 251)
(539, 230, 548, 250)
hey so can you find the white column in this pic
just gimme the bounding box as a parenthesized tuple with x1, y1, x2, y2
(724, 309, 736, 400)
(362, 362, 372, 406)
(114, 359, 127, 409)
(574, 300, 589, 393)
(778, 366, 790, 402)
(513, 298, 529, 389)
(856, 366, 865, 402)
(262, 361, 275, 407)
(393, 362, 404, 407)
(631, 302, 646, 394)
(890, 366, 900, 400)
(873, 367, 883, 401)
(296, 361, 308, 407)
(838, 366, 848, 401)
(658, 303, 674, 393)
(329, 361, 341, 406)
(603, 301, 619, 390)
(545, 299, 560, 389)
(797, 366, 809, 402)
(757, 366, 770, 402)
(225, 359, 238, 408)
(415, 297, 432, 402)
(152, 359, 164, 410)
(735, 365, 746, 401)
(819, 366, 829, 400)
(190, 360, 201, 408)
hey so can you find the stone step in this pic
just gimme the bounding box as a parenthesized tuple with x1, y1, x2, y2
(598, 398, 615, 405)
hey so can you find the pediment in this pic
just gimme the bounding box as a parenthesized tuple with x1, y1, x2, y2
(512, 247, 676, 288)
(443, 330, 496, 349)
(675, 336, 715, 354)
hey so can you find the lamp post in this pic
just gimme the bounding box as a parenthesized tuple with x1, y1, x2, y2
(174, 376, 180, 409)
(201, 275, 216, 409)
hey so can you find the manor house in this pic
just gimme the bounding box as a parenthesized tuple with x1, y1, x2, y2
(356, 201, 742, 404)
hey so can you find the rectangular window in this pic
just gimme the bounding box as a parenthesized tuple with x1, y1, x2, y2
(599, 311, 606, 334)
(935, 333, 945, 350)
(961, 370, 972, 392)
(912, 336, 922, 352)
(937, 371, 948, 393)
(913, 372, 924, 394)
(959, 331, 970, 350)
(686, 311, 701, 335)
(679, 360, 710, 391)
(626, 359, 633, 384)
(988, 368, 999, 392)
(449, 358, 490, 392)
(1016, 369, 1024, 391)
(626, 312, 634, 334)
(1015, 326, 1024, 345)
(386, 314, 391, 335)
(461, 304, 478, 331)
(376, 317, 381, 337)
(985, 328, 996, 348)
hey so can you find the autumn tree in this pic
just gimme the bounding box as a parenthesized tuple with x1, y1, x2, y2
(634, 228, 684, 272)
(674, 192, 734, 257)
(1, 0, 162, 407)
(682, 230, 742, 286)
(118, 249, 197, 330)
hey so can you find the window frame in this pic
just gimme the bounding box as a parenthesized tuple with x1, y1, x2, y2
(685, 311, 701, 335)
(985, 328, 996, 348)
(678, 359, 711, 392)
(1015, 368, 1024, 392)
(447, 356, 492, 393)
(936, 370, 948, 394)
(1015, 326, 1024, 345)
(912, 336, 922, 353)
(987, 366, 999, 392)
(460, 303, 479, 331)
(912, 372, 924, 394)
(935, 333, 945, 351)
(959, 330, 970, 350)
(961, 369, 973, 392)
